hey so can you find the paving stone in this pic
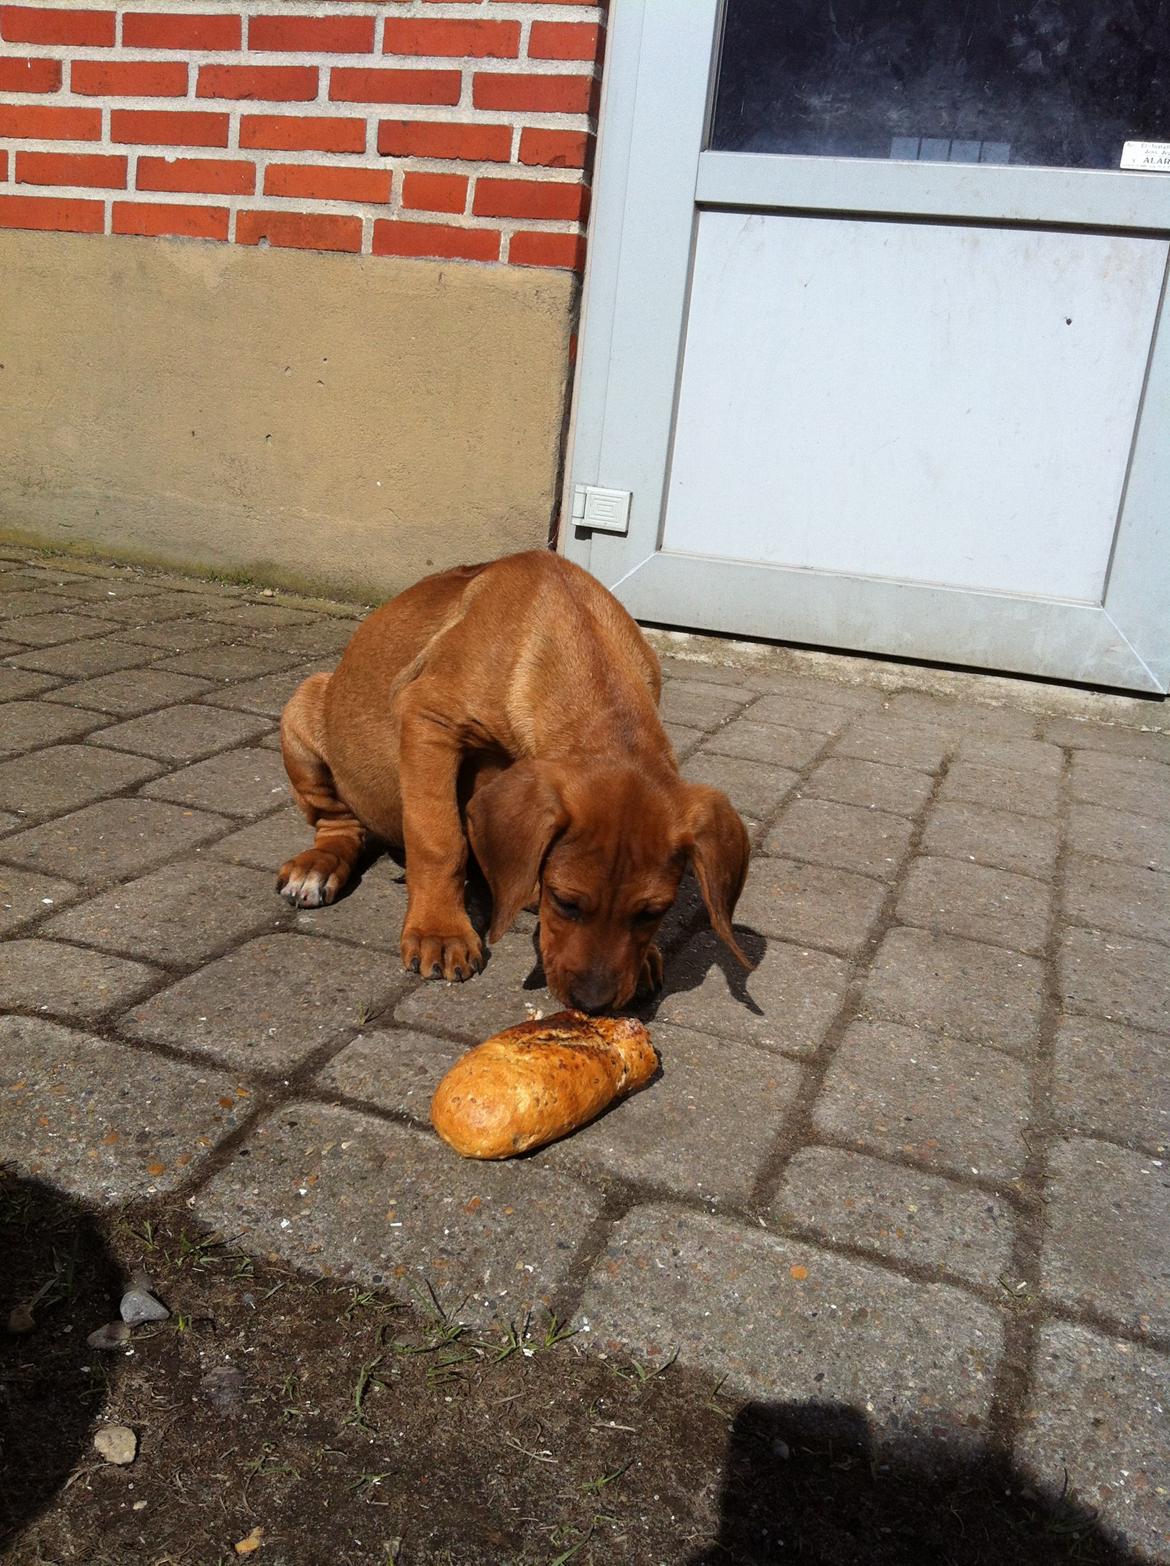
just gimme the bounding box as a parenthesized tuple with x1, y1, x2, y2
(954, 735, 1064, 775)
(292, 855, 410, 951)
(11, 636, 157, 677)
(660, 680, 751, 730)
(1, 589, 89, 619)
(315, 1026, 463, 1119)
(0, 1014, 248, 1201)
(539, 1022, 803, 1205)
(44, 859, 281, 967)
(1016, 1323, 1170, 1564)
(0, 665, 60, 700)
(122, 933, 402, 1074)
(0, 700, 108, 756)
(28, 575, 161, 604)
(152, 644, 305, 683)
(0, 797, 230, 883)
(831, 719, 952, 772)
(87, 703, 271, 763)
(257, 729, 282, 751)
(1070, 750, 1170, 821)
(199, 660, 332, 718)
(0, 939, 162, 1022)
(938, 760, 1062, 817)
(209, 805, 308, 870)
(771, 1146, 1015, 1286)
(1042, 717, 1170, 764)
(764, 797, 914, 880)
(396, 927, 554, 1041)
(736, 857, 887, 957)
(1059, 927, 1170, 1034)
(578, 1204, 1003, 1460)
(0, 610, 113, 646)
(141, 746, 289, 817)
(740, 691, 858, 733)
(862, 927, 1046, 1057)
(662, 722, 704, 760)
(681, 751, 798, 819)
(204, 602, 322, 629)
(1067, 803, 1168, 872)
(896, 856, 1051, 956)
(0, 863, 83, 935)
(1052, 1016, 1170, 1152)
(657, 657, 751, 688)
(702, 718, 828, 769)
(194, 1100, 603, 1321)
(814, 1019, 1031, 1180)
(0, 744, 160, 820)
(803, 756, 935, 815)
(246, 617, 358, 658)
(118, 619, 234, 653)
(1041, 1137, 1170, 1334)
(1063, 855, 1170, 945)
(0, 810, 19, 833)
(655, 929, 850, 1058)
(884, 692, 1038, 736)
(83, 591, 228, 624)
(42, 668, 212, 716)
(920, 800, 1060, 880)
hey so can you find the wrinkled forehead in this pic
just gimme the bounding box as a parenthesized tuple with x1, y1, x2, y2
(548, 792, 686, 896)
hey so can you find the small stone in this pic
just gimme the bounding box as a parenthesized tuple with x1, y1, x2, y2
(235, 1525, 264, 1555)
(120, 1287, 170, 1324)
(7, 1304, 35, 1334)
(201, 1363, 245, 1411)
(87, 1320, 131, 1350)
(93, 1424, 137, 1465)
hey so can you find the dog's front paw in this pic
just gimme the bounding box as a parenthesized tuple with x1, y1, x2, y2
(637, 943, 664, 998)
(401, 919, 484, 983)
(277, 848, 352, 908)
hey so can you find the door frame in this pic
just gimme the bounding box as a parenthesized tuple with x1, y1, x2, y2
(563, 0, 1170, 692)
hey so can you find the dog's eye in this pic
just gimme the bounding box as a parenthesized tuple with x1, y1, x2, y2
(633, 906, 669, 925)
(549, 891, 583, 921)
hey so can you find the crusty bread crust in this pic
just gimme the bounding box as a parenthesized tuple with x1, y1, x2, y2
(430, 1010, 658, 1159)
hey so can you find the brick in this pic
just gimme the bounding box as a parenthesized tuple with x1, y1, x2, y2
(1, 938, 161, 1023)
(804, 756, 935, 815)
(400, 171, 468, 216)
(473, 71, 597, 115)
(920, 799, 1060, 880)
(579, 1204, 1002, 1457)
(0, 54, 60, 90)
(681, 751, 796, 820)
(1053, 1015, 1170, 1151)
(663, 723, 703, 760)
(1069, 750, 1170, 821)
(203, 602, 321, 629)
(528, 21, 602, 61)
(0, 744, 159, 820)
(81, 589, 226, 623)
(44, 859, 280, 966)
(140, 745, 289, 818)
(207, 804, 305, 872)
(832, 719, 951, 773)
(16, 151, 127, 188)
(764, 797, 914, 880)
(737, 857, 887, 957)
(863, 926, 1046, 1057)
(72, 59, 187, 96)
(0, 864, 82, 936)
(372, 218, 500, 262)
(88, 702, 269, 763)
(508, 230, 585, 270)
(396, 927, 553, 1040)
(377, 118, 510, 162)
(42, 668, 211, 715)
(884, 692, 1037, 737)
(136, 156, 255, 196)
(0, 667, 59, 699)
(151, 644, 302, 682)
(0, 105, 101, 142)
(748, 682, 880, 719)
(1018, 1324, 1170, 1564)
(1041, 1137, 1170, 1333)
(1059, 926, 1170, 1034)
(0, 589, 81, 619)
(194, 1100, 603, 1322)
(0, 6, 114, 45)
(250, 13, 375, 52)
(113, 201, 229, 241)
(1063, 854, 1170, 945)
(123, 933, 402, 1073)
(292, 856, 409, 951)
(236, 209, 362, 254)
(815, 1019, 1031, 1180)
(704, 718, 827, 768)
(897, 855, 1051, 956)
(954, 734, 1063, 775)
(1066, 803, 1168, 871)
(0, 1015, 248, 1200)
(240, 114, 365, 153)
(111, 109, 230, 147)
(473, 176, 588, 221)
(198, 64, 317, 101)
(939, 760, 1062, 816)
(659, 680, 749, 729)
(0, 699, 105, 756)
(0, 609, 112, 644)
(0, 797, 229, 883)
(518, 127, 591, 168)
(1042, 716, 1170, 764)
(118, 619, 231, 653)
(382, 17, 519, 58)
(316, 1026, 462, 1120)
(122, 11, 241, 50)
(263, 163, 392, 203)
(330, 66, 460, 105)
(199, 659, 332, 719)
(772, 1147, 1015, 1287)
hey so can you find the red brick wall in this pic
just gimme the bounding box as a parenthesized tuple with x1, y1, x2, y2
(0, 1, 605, 269)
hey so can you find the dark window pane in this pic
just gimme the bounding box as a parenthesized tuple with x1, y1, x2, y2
(710, 0, 1170, 169)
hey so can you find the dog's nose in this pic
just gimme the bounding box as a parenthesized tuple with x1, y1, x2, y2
(567, 971, 618, 1014)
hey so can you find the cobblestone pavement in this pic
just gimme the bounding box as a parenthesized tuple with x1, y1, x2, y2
(2, 549, 1168, 1560)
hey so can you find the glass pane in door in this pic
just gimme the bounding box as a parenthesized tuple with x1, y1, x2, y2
(710, 0, 1170, 169)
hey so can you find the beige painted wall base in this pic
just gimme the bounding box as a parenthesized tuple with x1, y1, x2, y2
(0, 231, 576, 600)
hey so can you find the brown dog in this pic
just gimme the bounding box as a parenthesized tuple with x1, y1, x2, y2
(276, 551, 751, 1012)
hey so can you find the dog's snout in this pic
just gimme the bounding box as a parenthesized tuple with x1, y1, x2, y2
(567, 969, 618, 1014)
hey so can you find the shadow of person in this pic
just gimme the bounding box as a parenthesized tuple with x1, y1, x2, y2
(690, 1400, 1137, 1566)
(0, 1169, 123, 1552)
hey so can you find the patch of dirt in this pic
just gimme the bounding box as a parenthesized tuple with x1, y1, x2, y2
(0, 1170, 1137, 1566)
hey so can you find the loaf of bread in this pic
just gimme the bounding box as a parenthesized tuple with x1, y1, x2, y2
(430, 1011, 658, 1159)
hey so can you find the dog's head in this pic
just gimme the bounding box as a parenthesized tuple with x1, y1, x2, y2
(465, 759, 752, 1012)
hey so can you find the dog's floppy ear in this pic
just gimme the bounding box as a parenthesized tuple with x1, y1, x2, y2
(466, 761, 567, 942)
(681, 783, 753, 970)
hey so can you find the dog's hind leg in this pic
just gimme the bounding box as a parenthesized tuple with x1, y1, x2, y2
(276, 672, 366, 908)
